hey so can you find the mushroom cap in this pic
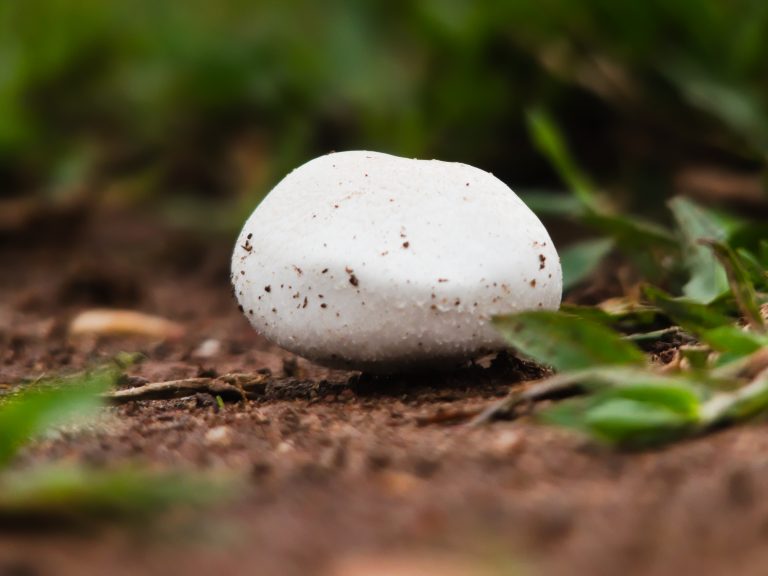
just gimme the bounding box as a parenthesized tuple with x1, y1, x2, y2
(232, 151, 561, 371)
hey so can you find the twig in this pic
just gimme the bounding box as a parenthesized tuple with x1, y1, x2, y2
(468, 372, 586, 426)
(105, 372, 271, 404)
(217, 372, 272, 398)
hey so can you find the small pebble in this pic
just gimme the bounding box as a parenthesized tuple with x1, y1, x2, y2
(204, 425, 233, 448)
(192, 338, 222, 358)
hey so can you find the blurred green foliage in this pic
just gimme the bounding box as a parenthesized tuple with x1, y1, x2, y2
(0, 368, 232, 524)
(2, 0, 767, 220)
(490, 184, 768, 447)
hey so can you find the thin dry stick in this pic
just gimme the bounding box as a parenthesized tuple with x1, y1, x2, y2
(105, 372, 271, 404)
(468, 373, 586, 426)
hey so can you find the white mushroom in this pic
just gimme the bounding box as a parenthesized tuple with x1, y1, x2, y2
(232, 151, 561, 371)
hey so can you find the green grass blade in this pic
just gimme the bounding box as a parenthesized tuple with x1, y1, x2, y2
(526, 108, 600, 211)
(517, 191, 586, 217)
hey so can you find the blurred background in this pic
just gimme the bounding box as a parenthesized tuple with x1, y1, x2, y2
(3, 0, 767, 236)
(1, 5, 768, 573)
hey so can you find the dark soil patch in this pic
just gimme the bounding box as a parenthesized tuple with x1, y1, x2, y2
(2, 210, 768, 576)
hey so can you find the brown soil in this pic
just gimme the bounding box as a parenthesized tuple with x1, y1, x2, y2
(2, 211, 768, 576)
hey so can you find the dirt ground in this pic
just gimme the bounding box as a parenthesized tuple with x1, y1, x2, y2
(2, 210, 768, 576)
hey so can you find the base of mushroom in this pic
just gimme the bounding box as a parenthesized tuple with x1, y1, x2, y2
(303, 347, 509, 374)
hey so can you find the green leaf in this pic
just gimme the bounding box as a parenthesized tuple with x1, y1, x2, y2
(560, 238, 614, 291)
(538, 371, 704, 446)
(583, 398, 695, 446)
(0, 370, 114, 467)
(600, 383, 701, 417)
(492, 311, 646, 372)
(644, 285, 733, 333)
(703, 240, 765, 331)
(699, 325, 767, 356)
(526, 108, 600, 211)
(538, 399, 592, 431)
(701, 371, 768, 425)
(668, 196, 729, 303)
(0, 466, 234, 522)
